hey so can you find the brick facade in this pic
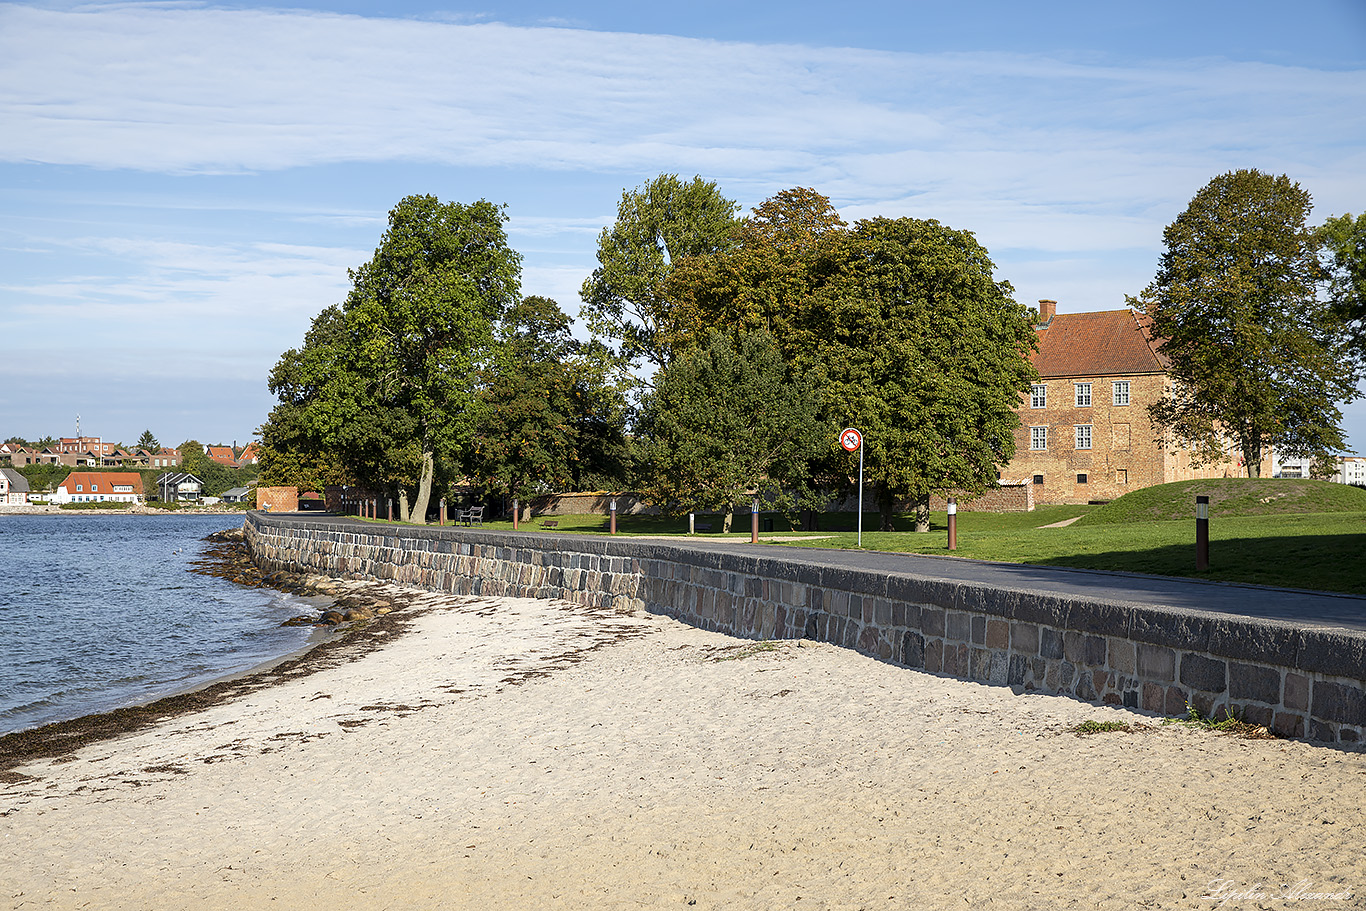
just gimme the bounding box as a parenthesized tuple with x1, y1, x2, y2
(1002, 301, 1249, 505)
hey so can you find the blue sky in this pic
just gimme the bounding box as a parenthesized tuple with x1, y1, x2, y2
(2, 0, 1365, 453)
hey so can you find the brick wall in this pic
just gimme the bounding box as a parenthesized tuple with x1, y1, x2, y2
(255, 486, 298, 513)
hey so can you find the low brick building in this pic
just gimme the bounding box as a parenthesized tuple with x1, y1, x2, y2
(1000, 300, 1251, 505)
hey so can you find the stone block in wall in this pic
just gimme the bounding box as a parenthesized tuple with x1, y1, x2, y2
(1273, 712, 1305, 738)
(1295, 630, 1366, 680)
(901, 631, 925, 668)
(1007, 653, 1027, 687)
(1312, 681, 1366, 726)
(946, 611, 970, 642)
(1109, 639, 1136, 675)
(1137, 645, 1176, 682)
(925, 639, 943, 673)
(1010, 622, 1039, 656)
(1229, 663, 1281, 705)
(1164, 686, 1189, 716)
(971, 615, 986, 645)
(1179, 653, 1228, 693)
(1041, 628, 1064, 660)
(986, 619, 1010, 650)
(922, 608, 945, 638)
(1283, 673, 1309, 712)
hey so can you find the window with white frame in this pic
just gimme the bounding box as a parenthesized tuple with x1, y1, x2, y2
(1074, 382, 1092, 406)
(1030, 384, 1047, 408)
(1113, 381, 1130, 406)
(1030, 426, 1047, 450)
(1075, 425, 1092, 449)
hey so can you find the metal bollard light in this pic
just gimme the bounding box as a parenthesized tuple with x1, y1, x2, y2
(439, 497, 446, 526)
(947, 497, 958, 550)
(610, 498, 617, 535)
(751, 498, 759, 544)
(1196, 495, 1209, 570)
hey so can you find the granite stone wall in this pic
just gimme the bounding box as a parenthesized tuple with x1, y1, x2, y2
(245, 514, 1366, 744)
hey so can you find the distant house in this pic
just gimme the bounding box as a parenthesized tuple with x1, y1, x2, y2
(53, 471, 144, 505)
(155, 471, 203, 502)
(149, 448, 181, 468)
(0, 468, 30, 505)
(237, 442, 261, 466)
(221, 486, 253, 503)
(206, 445, 238, 467)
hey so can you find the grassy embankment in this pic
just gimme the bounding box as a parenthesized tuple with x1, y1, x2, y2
(434, 479, 1366, 595)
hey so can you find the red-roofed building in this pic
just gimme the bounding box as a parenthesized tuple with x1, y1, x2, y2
(148, 448, 180, 468)
(1000, 301, 1258, 505)
(237, 442, 261, 465)
(206, 445, 238, 467)
(53, 471, 145, 504)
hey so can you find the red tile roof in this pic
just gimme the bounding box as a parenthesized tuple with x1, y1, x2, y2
(60, 472, 145, 495)
(1031, 309, 1168, 378)
(207, 446, 237, 466)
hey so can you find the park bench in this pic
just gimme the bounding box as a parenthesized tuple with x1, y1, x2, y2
(541, 519, 559, 528)
(462, 505, 484, 526)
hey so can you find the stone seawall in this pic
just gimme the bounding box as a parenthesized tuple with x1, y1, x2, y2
(245, 514, 1366, 744)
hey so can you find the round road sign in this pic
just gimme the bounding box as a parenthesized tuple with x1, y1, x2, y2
(839, 427, 863, 452)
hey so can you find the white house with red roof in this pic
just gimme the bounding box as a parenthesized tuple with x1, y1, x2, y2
(53, 472, 145, 504)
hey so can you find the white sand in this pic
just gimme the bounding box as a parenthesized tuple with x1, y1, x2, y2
(3, 588, 1363, 910)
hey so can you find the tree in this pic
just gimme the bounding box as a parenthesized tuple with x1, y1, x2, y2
(818, 217, 1038, 531)
(670, 188, 1037, 532)
(468, 296, 631, 512)
(136, 430, 159, 452)
(637, 329, 829, 532)
(1134, 170, 1358, 476)
(1320, 211, 1366, 361)
(580, 174, 741, 376)
(258, 194, 522, 522)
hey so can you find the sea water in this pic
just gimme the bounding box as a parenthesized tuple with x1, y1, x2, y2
(0, 514, 318, 736)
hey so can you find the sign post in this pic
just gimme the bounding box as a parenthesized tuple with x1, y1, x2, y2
(840, 428, 864, 548)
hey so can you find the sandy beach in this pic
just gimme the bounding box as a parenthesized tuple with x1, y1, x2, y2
(3, 585, 1364, 910)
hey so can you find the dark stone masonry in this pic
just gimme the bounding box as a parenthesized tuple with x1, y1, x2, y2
(246, 513, 1366, 745)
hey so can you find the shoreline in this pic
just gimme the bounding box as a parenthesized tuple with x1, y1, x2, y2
(2, 587, 1362, 909)
(0, 529, 409, 774)
(0, 505, 250, 517)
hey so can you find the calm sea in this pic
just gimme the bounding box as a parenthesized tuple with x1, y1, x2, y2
(0, 514, 321, 736)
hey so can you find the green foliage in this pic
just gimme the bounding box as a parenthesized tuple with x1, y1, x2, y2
(580, 173, 741, 374)
(15, 463, 71, 493)
(1135, 169, 1359, 475)
(468, 296, 631, 504)
(1075, 477, 1366, 525)
(135, 430, 158, 452)
(259, 194, 522, 522)
(671, 189, 1037, 532)
(1320, 211, 1366, 360)
(637, 329, 830, 527)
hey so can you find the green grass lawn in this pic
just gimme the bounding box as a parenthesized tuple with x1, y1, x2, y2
(348, 480, 1366, 595)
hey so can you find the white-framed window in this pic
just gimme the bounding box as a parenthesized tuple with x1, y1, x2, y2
(1030, 384, 1047, 408)
(92, 484, 99, 492)
(1113, 381, 1130, 406)
(76, 484, 83, 492)
(1030, 426, 1047, 450)
(1075, 425, 1093, 450)
(1074, 383, 1092, 407)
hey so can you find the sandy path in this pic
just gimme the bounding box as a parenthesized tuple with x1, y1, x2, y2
(3, 590, 1363, 910)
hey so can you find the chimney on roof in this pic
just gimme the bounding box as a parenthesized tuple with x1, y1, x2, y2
(1038, 299, 1056, 325)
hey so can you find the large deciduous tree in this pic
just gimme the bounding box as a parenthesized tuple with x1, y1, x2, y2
(580, 174, 741, 376)
(468, 296, 631, 511)
(1135, 170, 1358, 476)
(637, 329, 828, 532)
(1320, 211, 1366, 362)
(672, 188, 1037, 532)
(820, 217, 1037, 531)
(259, 194, 521, 522)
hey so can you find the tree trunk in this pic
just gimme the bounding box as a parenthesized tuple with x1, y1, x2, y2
(876, 483, 896, 532)
(912, 495, 931, 533)
(398, 489, 412, 524)
(721, 502, 735, 534)
(1242, 437, 1262, 478)
(408, 451, 435, 523)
